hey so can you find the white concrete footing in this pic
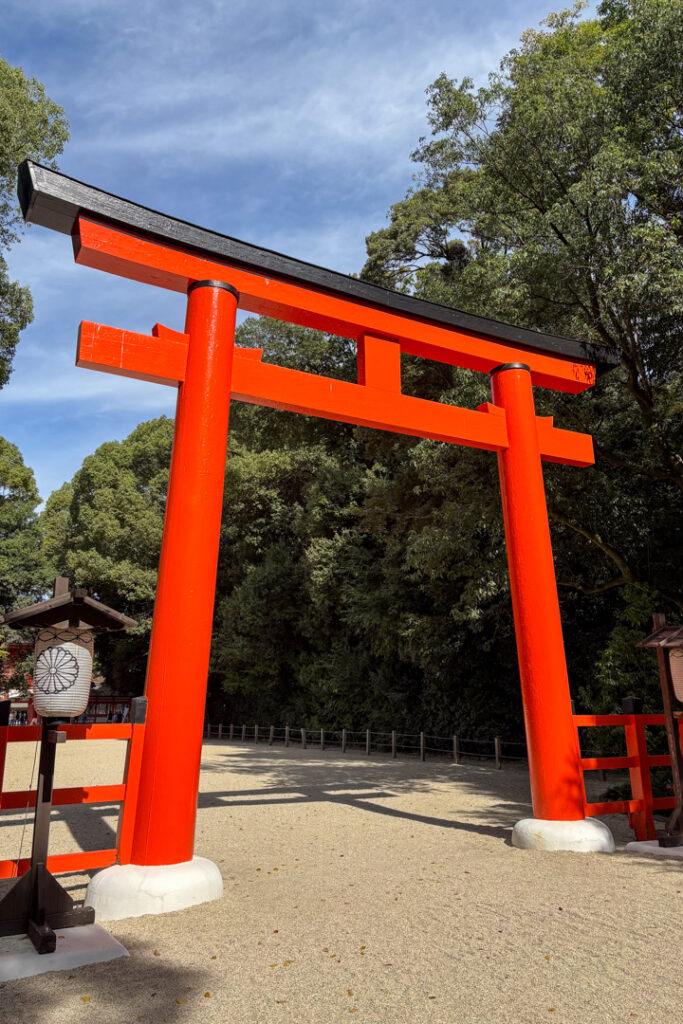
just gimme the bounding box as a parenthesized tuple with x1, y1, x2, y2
(512, 817, 615, 852)
(85, 856, 223, 921)
(0, 923, 128, 981)
(625, 839, 683, 860)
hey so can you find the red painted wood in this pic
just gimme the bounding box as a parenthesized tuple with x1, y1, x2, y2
(130, 282, 239, 866)
(73, 216, 596, 394)
(0, 784, 126, 811)
(357, 334, 402, 392)
(75, 320, 594, 465)
(492, 365, 584, 821)
(0, 849, 118, 880)
(116, 721, 146, 865)
(77, 320, 188, 385)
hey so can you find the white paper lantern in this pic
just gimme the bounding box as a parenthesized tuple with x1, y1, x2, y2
(33, 628, 94, 718)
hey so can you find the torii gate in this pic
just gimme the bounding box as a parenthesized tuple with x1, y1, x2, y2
(18, 161, 619, 916)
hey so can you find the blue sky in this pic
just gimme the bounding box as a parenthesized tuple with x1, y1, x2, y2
(1, 0, 580, 501)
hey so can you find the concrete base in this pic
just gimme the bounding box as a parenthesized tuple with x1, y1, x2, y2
(0, 923, 127, 981)
(625, 839, 683, 860)
(512, 817, 615, 853)
(85, 856, 223, 921)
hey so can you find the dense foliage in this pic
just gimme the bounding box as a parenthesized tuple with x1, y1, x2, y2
(3, 3, 681, 739)
(0, 58, 69, 388)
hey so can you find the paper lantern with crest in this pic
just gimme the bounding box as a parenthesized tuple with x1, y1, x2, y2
(33, 627, 94, 718)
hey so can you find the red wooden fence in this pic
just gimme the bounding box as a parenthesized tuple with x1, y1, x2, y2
(0, 712, 678, 873)
(574, 713, 683, 840)
(0, 720, 145, 878)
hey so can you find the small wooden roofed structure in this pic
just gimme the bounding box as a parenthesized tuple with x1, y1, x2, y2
(2, 577, 137, 632)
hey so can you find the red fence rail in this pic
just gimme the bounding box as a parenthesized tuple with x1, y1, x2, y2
(0, 720, 145, 878)
(574, 713, 683, 840)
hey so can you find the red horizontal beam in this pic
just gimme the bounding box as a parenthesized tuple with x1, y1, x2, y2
(0, 783, 125, 811)
(4, 724, 133, 742)
(77, 320, 188, 386)
(0, 849, 118, 880)
(573, 714, 667, 727)
(580, 756, 636, 771)
(75, 321, 595, 465)
(74, 216, 596, 394)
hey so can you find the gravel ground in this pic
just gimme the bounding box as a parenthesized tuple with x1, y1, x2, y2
(0, 738, 681, 1024)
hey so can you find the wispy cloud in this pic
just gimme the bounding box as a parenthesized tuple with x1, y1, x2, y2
(1, 0, 566, 499)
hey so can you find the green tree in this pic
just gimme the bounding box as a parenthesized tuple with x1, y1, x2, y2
(0, 435, 43, 608)
(40, 417, 174, 692)
(360, 0, 682, 707)
(0, 58, 69, 387)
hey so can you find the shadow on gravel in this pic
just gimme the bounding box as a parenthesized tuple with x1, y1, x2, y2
(198, 744, 533, 840)
(0, 934, 211, 1024)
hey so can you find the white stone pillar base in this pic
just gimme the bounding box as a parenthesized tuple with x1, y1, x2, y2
(85, 856, 223, 921)
(625, 839, 683, 860)
(512, 817, 615, 852)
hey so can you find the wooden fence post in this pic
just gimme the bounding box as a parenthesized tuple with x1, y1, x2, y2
(420, 732, 425, 761)
(391, 730, 397, 758)
(453, 735, 460, 764)
(495, 736, 502, 770)
(320, 728, 325, 751)
(624, 715, 656, 840)
(229, 724, 234, 741)
(241, 724, 246, 742)
(218, 724, 222, 739)
(269, 725, 274, 745)
(341, 728, 347, 753)
(366, 729, 371, 755)
(301, 727, 307, 749)
(254, 724, 259, 744)
(285, 725, 290, 747)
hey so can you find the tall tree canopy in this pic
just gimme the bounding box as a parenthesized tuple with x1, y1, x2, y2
(0, 436, 43, 608)
(360, 0, 682, 709)
(0, 58, 69, 387)
(34, 2, 682, 731)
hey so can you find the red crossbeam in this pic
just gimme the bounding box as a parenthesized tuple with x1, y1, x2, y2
(77, 320, 594, 465)
(74, 216, 596, 394)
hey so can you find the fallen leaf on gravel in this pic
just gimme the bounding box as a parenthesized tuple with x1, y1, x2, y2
(204, 992, 211, 998)
(211, 955, 217, 959)
(276, 1000, 287, 1004)
(549, 1009, 556, 1013)
(81, 997, 90, 1002)
(347, 990, 353, 996)
(176, 999, 185, 1004)
(359, 946, 366, 950)
(270, 963, 278, 968)
(544, 955, 552, 961)
(153, 950, 160, 956)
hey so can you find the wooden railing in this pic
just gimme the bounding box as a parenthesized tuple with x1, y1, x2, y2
(0, 719, 145, 878)
(574, 714, 683, 840)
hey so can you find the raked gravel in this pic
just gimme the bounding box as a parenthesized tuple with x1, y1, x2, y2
(0, 738, 680, 1024)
